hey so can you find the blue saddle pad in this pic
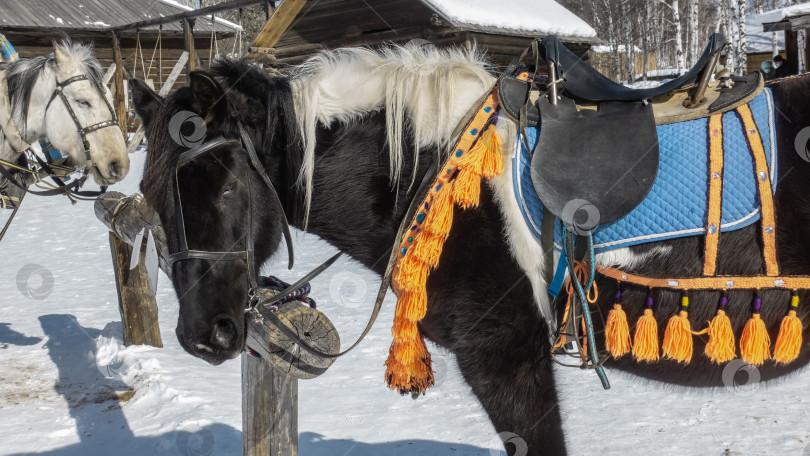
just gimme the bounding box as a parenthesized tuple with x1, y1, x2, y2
(512, 88, 776, 252)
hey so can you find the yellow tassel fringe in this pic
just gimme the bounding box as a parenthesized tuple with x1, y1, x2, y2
(774, 297, 802, 364)
(605, 303, 632, 358)
(633, 308, 659, 362)
(705, 309, 736, 363)
(663, 310, 693, 363)
(740, 313, 771, 366)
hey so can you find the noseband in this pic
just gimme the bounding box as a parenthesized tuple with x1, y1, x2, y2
(45, 74, 119, 164)
(166, 123, 295, 294)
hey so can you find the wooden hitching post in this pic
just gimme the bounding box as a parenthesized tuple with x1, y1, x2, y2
(242, 355, 298, 456)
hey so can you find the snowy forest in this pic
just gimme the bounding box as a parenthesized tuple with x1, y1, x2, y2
(559, 0, 805, 82)
(175, 0, 805, 83)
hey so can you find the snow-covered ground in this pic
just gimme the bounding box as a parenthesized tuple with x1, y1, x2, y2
(2, 150, 810, 455)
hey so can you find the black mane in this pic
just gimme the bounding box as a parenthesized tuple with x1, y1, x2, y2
(141, 58, 303, 220)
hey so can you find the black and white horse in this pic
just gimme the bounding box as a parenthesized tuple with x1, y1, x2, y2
(131, 44, 810, 455)
(1, 40, 128, 185)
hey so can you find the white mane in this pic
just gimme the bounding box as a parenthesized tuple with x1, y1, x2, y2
(290, 43, 495, 224)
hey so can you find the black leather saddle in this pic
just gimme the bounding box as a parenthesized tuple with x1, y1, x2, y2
(502, 34, 729, 229)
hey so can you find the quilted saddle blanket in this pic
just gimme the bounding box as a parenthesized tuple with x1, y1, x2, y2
(512, 88, 777, 252)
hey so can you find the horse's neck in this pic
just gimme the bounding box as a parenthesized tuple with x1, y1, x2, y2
(0, 67, 53, 162)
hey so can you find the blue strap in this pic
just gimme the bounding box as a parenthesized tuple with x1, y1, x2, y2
(547, 252, 568, 298)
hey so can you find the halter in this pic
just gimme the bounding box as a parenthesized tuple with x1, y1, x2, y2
(45, 73, 119, 164)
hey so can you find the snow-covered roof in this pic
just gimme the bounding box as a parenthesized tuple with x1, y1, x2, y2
(420, 0, 597, 41)
(747, 13, 785, 53)
(757, 2, 810, 24)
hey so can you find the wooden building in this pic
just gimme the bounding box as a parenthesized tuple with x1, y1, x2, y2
(760, 3, 810, 75)
(0, 0, 242, 93)
(266, 0, 597, 69)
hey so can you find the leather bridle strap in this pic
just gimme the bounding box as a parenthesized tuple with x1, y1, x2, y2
(238, 123, 294, 270)
(45, 74, 119, 162)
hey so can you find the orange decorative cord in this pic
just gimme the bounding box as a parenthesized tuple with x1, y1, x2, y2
(385, 91, 503, 394)
(736, 103, 779, 276)
(596, 266, 810, 291)
(703, 114, 724, 276)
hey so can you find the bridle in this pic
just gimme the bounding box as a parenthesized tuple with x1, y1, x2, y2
(166, 123, 296, 293)
(164, 120, 436, 362)
(45, 73, 120, 167)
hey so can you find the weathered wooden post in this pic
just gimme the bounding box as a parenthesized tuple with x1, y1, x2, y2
(111, 31, 127, 135)
(95, 192, 341, 455)
(183, 17, 197, 77)
(96, 193, 163, 347)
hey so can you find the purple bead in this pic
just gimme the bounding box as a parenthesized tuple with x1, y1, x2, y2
(615, 290, 622, 300)
(646, 295, 653, 308)
(719, 296, 728, 307)
(753, 297, 762, 311)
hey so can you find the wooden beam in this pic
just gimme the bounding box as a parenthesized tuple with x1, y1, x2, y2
(245, 0, 308, 59)
(184, 17, 197, 77)
(242, 355, 298, 456)
(111, 32, 126, 134)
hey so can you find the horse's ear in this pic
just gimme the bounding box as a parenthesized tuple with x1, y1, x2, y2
(131, 79, 163, 130)
(189, 71, 224, 116)
(52, 42, 71, 70)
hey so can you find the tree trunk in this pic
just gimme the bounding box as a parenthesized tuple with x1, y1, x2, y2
(672, 0, 685, 74)
(688, 0, 700, 67)
(738, 0, 748, 75)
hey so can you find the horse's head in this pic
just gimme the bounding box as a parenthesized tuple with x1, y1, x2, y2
(45, 41, 128, 185)
(132, 63, 297, 364)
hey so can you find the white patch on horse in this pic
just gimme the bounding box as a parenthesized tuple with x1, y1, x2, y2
(290, 43, 493, 225)
(487, 117, 555, 330)
(595, 245, 673, 269)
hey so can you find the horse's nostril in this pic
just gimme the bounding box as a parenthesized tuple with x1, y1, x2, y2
(109, 160, 120, 177)
(210, 316, 239, 351)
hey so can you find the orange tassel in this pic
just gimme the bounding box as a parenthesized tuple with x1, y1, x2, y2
(480, 129, 503, 178)
(663, 311, 693, 363)
(423, 188, 454, 239)
(605, 290, 631, 358)
(773, 295, 802, 364)
(452, 167, 481, 209)
(384, 335, 435, 394)
(633, 299, 659, 362)
(412, 233, 444, 269)
(740, 306, 771, 366)
(395, 254, 429, 293)
(705, 308, 736, 363)
(396, 290, 428, 322)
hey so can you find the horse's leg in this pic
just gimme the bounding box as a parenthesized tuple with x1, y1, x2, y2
(420, 187, 566, 456)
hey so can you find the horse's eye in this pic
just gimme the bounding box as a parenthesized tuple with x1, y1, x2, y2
(220, 181, 236, 197)
(76, 99, 91, 108)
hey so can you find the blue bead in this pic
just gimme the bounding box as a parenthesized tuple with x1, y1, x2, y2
(407, 237, 413, 242)
(455, 150, 464, 157)
(483, 106, 492, 113)
(470, 128, 478, 135)
(446, 169, 453, 174)
(416, 212, 426, 224)
(436, 184, 443, 191)
(424, 202, 429, 209)
(401, 248, 407, 255)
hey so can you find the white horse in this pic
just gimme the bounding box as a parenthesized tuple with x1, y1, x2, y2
(0, 40, 128, 186)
